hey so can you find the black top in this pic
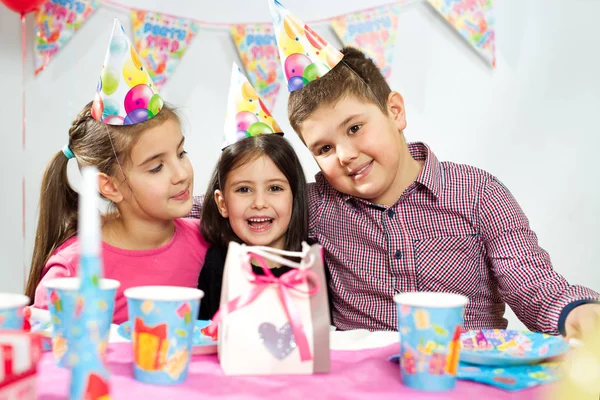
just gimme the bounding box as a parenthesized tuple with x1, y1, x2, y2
(197, 244, 333, 321)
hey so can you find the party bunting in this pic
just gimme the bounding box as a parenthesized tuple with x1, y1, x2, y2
(130, 10, 199, 88)
(30, 1, 496, 79)
(330, 4, 401, 80)
(230, 24, 283, 111)
(427, 0, 495, 67)
(33, 0, 100, 75)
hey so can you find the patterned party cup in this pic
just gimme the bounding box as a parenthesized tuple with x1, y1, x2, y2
(0, 293, 30, 330)
(394, 292, 468, 392)
(124, 286, 203, 385)
(44, 277, 119, 367)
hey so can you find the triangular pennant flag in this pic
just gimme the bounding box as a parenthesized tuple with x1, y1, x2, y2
(130, 10, 199, 88)
(231, 24, 283, 111)
(427, 0, 496, 67)
(331, 4, 401, 80)
(223, 63, 283, 150)
(33, 0, 100, 75)
(268, 0, 343, 92)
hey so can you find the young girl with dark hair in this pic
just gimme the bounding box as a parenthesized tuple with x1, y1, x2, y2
(197, 65, 316, 320)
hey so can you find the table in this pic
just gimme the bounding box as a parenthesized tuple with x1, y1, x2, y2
(36, 329, 553, 399)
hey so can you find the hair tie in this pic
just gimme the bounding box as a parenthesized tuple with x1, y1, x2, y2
(62, 145, 75, 160)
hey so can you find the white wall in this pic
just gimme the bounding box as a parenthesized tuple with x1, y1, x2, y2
(1, 0, 599, 330)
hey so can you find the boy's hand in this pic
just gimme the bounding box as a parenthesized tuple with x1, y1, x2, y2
(564, 303, 600, 340)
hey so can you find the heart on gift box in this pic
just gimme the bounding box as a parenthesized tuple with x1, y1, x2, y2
(258, 322, 297, 360)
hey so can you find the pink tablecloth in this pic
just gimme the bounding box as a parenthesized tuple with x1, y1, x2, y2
(37, 343, 552, 400)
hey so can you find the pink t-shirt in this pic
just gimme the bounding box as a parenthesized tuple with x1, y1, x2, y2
(33, 218, 209, 324)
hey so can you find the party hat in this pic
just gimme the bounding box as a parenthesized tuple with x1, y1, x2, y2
(91, 19, 163, 126)
(268, 0, 343, 92)
(222, 63, 283, 150)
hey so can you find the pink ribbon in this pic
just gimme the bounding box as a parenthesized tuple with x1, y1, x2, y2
(206, 252, 319, 362)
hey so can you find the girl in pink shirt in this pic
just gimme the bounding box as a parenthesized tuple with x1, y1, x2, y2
(26, 99, 208, 324)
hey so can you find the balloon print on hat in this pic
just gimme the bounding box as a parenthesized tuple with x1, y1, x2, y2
(91, 19, 163, 126)
(222, 64, 283, 150)
(269, 0, 343, 92)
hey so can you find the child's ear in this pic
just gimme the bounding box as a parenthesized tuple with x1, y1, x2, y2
(387, 91, 407, 131)
(214, 189, 229, 218)
(98, 173, 123, 203)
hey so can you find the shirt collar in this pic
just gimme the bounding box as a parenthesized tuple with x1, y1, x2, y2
(410, 142, 444, 198)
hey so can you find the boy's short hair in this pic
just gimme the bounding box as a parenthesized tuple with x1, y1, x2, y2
(288, 46, 391, 137)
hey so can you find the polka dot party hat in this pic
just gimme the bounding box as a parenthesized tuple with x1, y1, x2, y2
(91, 19, 163, 126)
(222, 63, 283, 150)
(268, 0, 343, 92)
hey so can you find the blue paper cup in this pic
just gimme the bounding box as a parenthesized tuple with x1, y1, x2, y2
(124, 286, 203, 385)
(394, 292, 468, 392)
(44, 277, 119, 367)
(0, 293, 30, 330)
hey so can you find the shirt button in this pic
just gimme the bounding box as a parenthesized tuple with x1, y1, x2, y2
(388, 209, 395, 218)
(395, 250, 403, 260)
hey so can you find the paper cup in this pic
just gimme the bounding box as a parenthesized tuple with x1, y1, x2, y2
(44, 277, 119, 367)
(125, 285, 203, 385)
(0, 293, 30, 330)
(395, 292, 468, 392)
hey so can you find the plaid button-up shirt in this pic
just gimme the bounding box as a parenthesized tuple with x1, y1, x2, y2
(191, 142, 598, 333)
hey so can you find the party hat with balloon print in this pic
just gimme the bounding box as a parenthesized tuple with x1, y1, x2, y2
(91, 19, 163, 126)
(268, 0, 343, 92)
(222, 63, 283, 149)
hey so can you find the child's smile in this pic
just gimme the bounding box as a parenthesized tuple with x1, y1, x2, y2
(247, 216, 274, 232)
(349, 159, 374, 181)
(301, 94, 418, 206)
(215, 155, 293, 250)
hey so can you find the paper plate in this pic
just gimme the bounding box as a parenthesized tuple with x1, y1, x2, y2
(387, 354, 562, 390)
(388, 329, 569, 367)
(117, 319, 217, 355)
(459, 329, 569, 366)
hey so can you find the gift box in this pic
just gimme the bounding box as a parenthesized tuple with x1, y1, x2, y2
(213, 242, 330, 375)
(0, 331, 42, 400)
(133, 318, 169, 371)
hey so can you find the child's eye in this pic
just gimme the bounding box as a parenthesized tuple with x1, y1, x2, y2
(235, 186, 250, 193)
(348, 125, 362, 135)
(318, 145, 332, 155)
(269, 185, 283, 192)
(178, 150, 188, 158)
(149, 164, 163, 174)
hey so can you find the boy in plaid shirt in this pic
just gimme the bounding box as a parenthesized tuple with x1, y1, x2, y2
(193, 3, 599, 336)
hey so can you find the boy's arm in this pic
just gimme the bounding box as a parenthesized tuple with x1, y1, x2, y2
(189, 195, 204, 219)
(479, 177, 599, 335)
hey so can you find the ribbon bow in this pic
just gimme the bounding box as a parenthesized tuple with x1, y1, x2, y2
(206, 251, 319, 362)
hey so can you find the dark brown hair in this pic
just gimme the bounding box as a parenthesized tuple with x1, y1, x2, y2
(288, 46, 391, 137)
(25, 101, 179, 301)
(200, 134, 308, 252)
